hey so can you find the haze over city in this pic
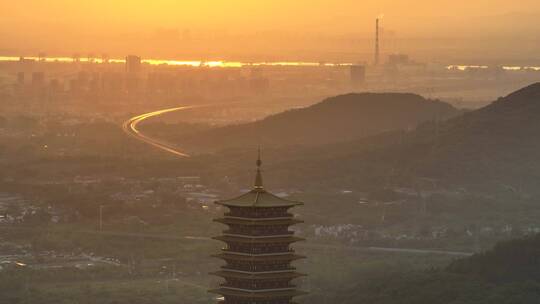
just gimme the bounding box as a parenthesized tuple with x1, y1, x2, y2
(1, 1, 540, 304)
(2, 0, 540, 62)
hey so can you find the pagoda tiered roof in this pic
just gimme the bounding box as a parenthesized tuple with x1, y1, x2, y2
(209, 288, 308, 298)
(215, 188, 303, 208)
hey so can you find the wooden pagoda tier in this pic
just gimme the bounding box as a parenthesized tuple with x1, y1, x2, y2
(210, 155, 306, 304)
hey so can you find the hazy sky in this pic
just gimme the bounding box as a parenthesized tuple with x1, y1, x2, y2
(2, 0, 540, 61)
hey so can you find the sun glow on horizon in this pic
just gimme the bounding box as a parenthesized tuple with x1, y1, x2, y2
(0, 56, 354, 68)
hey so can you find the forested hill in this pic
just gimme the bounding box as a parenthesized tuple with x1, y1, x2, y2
(260, 82, 540, 194)
(179, 93, 461, 152)
(330, 235, 540, 304)
(448, 234, 540, 283)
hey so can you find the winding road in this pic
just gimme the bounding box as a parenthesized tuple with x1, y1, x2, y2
(122, 105, 199, 157)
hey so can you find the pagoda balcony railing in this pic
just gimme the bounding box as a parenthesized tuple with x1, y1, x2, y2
(218, 285, 297, 292)
(222, 265, 296, 272)
(223, 231, 295, 237)
(217, 268, 297, 275)
(220, 250, 294, 256)
(225, 263, 293, 270)
(224, 212, 294, 219)
(223, 248, 294, 254)
(220, 283, 296, 290)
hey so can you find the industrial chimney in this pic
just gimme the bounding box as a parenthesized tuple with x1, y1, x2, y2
(375, 18, 380, 66)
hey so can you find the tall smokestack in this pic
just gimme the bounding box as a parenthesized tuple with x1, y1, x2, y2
(375, 18, 380, 66)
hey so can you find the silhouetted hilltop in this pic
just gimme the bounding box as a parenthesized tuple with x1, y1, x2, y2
(179, 93, 460, 152)
(498, 82, 540, 104)
(411, 82, 540, 188)
(256, 83, 540, 194)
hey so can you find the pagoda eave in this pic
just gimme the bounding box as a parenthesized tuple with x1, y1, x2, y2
(212, 253, 306, 261)
(214, 188, 303, 208)
(214, 218, 304, 225)
(209, 288, 308, 298)
(210, 270, 306, 280)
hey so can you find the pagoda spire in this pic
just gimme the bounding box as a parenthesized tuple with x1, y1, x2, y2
(254, 147, 263, 189)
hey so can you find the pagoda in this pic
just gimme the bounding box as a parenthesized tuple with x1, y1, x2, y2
(210, 152, 307, 304)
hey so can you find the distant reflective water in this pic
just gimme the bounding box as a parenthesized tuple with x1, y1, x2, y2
(0, 56, 352, 68)
(2, 56, 538, 71)
(447, 65, 540, 71)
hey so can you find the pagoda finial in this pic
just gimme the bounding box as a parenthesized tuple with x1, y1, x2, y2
(254, 147, 263, 189)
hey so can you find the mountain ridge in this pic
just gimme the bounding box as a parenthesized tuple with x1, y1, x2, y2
(174, 92, 462, 152)
(218, 83, 540, 195)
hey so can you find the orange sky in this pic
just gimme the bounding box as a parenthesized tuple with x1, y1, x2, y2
(1, 1, 540, 61)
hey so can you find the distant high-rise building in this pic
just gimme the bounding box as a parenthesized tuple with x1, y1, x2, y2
(210, 153, 307, 304)
(101, 72, 124, 94)
(350, 65, 366, 87)
(125, 55, 142, 74)
(89, 72, 101, 92)
(77, 71, 89, 86)
(125, 55, 142, 94)
(32, 72, 45, 87)
(17, 72, 25, 85)
(49, 79, 62, 95)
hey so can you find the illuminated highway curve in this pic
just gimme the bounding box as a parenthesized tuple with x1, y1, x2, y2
(122, 105, 201, 157)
